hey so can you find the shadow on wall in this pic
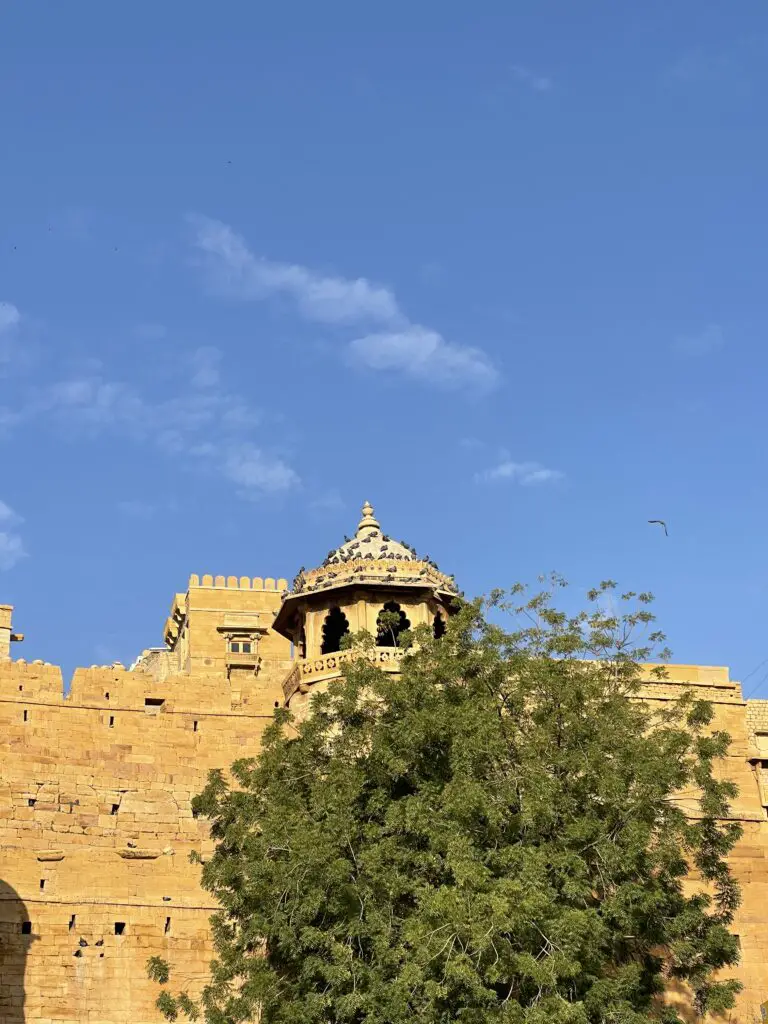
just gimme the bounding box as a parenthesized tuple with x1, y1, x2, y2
(0, 879, 31, 1023)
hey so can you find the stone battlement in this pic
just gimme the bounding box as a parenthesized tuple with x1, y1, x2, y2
(188, 574, 288, 590)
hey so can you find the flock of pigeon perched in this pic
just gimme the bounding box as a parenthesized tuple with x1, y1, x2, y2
(287, 504, 665, 600)
(290, 527, 459, 598)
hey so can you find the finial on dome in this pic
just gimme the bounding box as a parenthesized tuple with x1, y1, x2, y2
(357, 501, 380, 537)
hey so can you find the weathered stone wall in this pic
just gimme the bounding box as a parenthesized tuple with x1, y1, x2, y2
(3, 585, 768, 1022)
(0, 578, 291, 1024)
(639, 667, 768, 1022)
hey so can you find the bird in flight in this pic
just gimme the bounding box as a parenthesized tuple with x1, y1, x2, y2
(648, 520, 668, 536)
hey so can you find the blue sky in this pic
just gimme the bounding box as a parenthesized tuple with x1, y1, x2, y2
(2, 1, 768, 691)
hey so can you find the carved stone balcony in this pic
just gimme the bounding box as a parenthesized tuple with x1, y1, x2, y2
(281, 647, 405, 704)
(225, 651, 261, 674)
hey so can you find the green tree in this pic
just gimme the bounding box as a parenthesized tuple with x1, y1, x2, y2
(153, 579, 742, 1023)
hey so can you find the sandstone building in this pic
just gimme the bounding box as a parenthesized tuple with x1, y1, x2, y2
(1, 503, 768, 1022)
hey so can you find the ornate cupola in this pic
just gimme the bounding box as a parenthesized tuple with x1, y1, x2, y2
(274, 502, 459, 713)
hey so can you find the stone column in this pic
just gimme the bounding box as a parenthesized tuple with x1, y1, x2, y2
(0, 604, 13, 661)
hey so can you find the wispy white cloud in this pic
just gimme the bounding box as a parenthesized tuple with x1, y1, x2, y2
(0, 348, 299, 498)
(191, 215, 400, 325)
(0, 302, 20, 334)
(672, 324, 724, 357)
(189, 345, 222, 388)
(475, 458, 564, 486)
(190, 215, 500, 392)
(221, 443, 300, 495)
(0, 302, 21, 367)
(0, 501, 26, 570)
(511, 65, 554, 93)
(348, 326, 498, 391)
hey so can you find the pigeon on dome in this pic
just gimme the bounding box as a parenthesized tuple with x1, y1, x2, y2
(322, 502, 420, 567)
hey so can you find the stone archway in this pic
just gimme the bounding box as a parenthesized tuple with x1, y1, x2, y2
(0, 878, 31, 1023)
(321, 607, 350, 655)
(376, 602, 411, 647)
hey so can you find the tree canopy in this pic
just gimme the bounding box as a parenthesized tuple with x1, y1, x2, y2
(153, 578, 742, 1023)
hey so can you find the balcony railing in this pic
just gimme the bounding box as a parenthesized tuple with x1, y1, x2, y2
(225, 651, 261, 671)
(281, 647, 405, 703)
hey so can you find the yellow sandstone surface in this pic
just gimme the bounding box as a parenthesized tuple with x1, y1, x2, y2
(2, 507, 768, 1022)
(0, 580, 291, 1023)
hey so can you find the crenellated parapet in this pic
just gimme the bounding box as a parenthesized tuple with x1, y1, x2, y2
(188, 574, 288, 591)
(0, 658, 65, 702)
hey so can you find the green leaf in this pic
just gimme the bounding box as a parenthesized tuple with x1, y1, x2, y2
(146, 956, 170, 985)
(188, 581, 741, 1024)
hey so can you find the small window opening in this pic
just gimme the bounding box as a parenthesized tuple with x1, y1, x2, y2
(164, 916, 171, 934)
(274, 701, 280, 708)
(28, 798, 36, 807)
(114, 922, 126, 935)
(23, 709, 28, 722)
(229, 640, 240, 653)
(109, 716, 115, 728)
(299, 628, 306, 659)
(20, 921, 31, 935)
(73, 949, 83, 957)
(18, 684, 22, 691)
(241, 641, 252, 654)
(105, 692, 110, 700)
(376, 602, 411, 648)
(111, 803, 119, 815)
(39, 879, 45, 890)
(321, 607, 350, 655)
(69, 914, 76, 931)
(144, 697, 165, 709)
(193, 720, 198, 732)
(433, 613, 447, 640)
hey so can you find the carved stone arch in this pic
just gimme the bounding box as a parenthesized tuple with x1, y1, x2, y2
(321, 607, 350, 655)
(376, 601, 411, 648)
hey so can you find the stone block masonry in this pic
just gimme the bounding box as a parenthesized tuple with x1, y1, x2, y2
(3, 544, 768, 1021)
(0, 577, 291, 1023)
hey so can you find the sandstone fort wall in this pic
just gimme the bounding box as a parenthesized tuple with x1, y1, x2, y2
(0, 577, 291, 1023)
(2, 582, 768, 1021)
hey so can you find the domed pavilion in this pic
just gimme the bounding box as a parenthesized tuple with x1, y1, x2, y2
(273, 502, 459, 714)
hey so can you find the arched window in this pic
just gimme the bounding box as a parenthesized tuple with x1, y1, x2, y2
(376, 601, 411, 647)
(321, 607, 350, 655)
(433, 612, 446, 640)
